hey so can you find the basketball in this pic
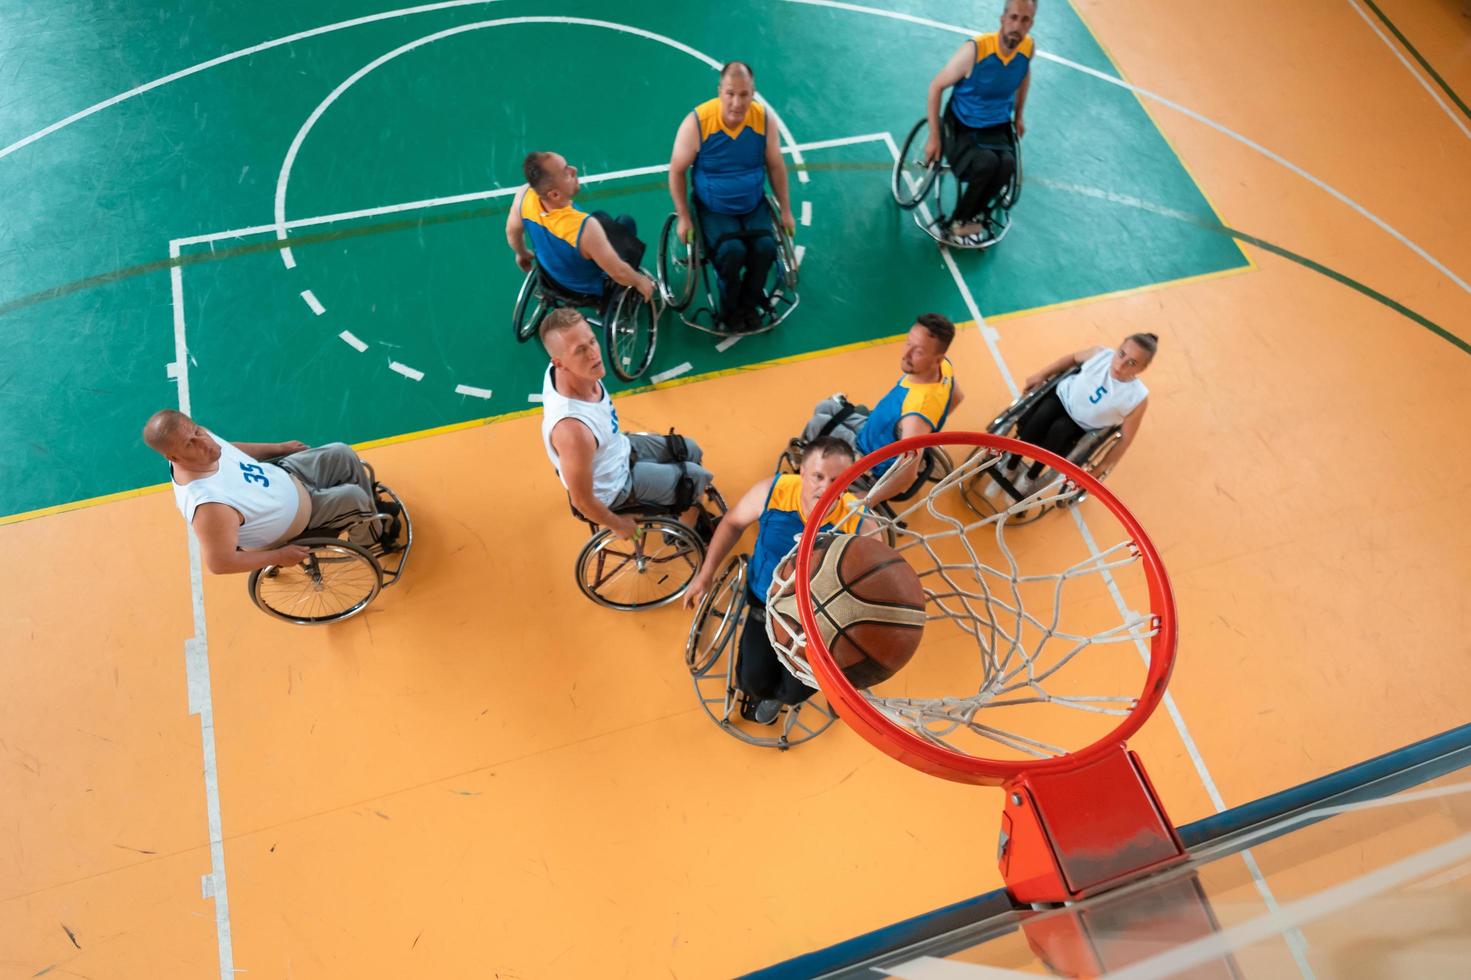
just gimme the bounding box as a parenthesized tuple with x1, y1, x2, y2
(770, 534, 926, 688)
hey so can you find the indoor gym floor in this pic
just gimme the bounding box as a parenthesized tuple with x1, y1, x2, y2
(0, 0, 1468, 977)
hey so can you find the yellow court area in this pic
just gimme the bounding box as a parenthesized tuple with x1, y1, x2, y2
(3, 1, 1471, 977)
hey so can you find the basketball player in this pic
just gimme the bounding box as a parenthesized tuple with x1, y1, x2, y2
(683, 437, 868, 724)
(144, 409, 394, 575)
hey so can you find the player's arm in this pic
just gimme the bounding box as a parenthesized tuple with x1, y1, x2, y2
(683, 476, 771, 609)
(1093, 398, 1147, 478)
(579, 217, 654, 301)
(764, 120, 796, 236)
(232, 440, 307, 460)
(867, 415, 935, 504)
(551, 419, 637, 540)
(669, 114, 701, 243)
(950, 375, 967, 412)
(1013, 70, 1031, 138)
(1024, 347, 1103, 393)
(193, 503, 308, 575)
(924, 41, 975, 162)
(506, 186, 534, 273)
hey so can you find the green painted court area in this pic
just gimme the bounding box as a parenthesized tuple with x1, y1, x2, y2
(0, 0, 1248, 521)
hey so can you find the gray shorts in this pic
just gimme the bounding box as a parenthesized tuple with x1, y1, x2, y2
(613, 433, 712, 511)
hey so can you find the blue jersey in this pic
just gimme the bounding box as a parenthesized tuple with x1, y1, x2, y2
(748, 475, 864, 603)
(520, 187, 605, 296)
(949, 33, 1033, 129)
(691, 98, 768, 215)
(856, 358, 956, 476)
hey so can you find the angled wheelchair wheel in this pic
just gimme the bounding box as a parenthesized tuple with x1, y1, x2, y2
(604, 286, 658, 382)
(512, 265, 550, 343)
(892, 118, 941, 209)
(686, 554, 747, 676)
(657, 213, 700, 311)
(767, 194, 800, 290)
(576, 517, 703, 611)
(249, 537, 382, 625)
(999, 122, 1023, 210)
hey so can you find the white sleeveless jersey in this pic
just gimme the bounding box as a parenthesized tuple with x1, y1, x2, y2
(1057, 348, 1149, 430)
(540, 366, 631, 506)
(171, 432, 301, 550)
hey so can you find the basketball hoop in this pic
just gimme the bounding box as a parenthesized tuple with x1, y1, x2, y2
(765, 431, 1185, 903)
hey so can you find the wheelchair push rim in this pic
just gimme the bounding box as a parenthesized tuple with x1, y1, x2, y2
(892, 117, 941, 209)
(576, 517, 704, 611)
(686, 554, 747, 676)
(657, 212, 701, 311)
(604, 282, 659, 382)
(248, 537, 383, 625)
(512, 264, 550, 343)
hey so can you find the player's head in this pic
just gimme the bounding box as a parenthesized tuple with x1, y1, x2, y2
(901, 313, 955, 376)
(718, 61, 756, 128)
(798, 436, 857, 512)
(1111, 332, 1158, 382)
(143, 409, 221, 469)
(999, 0, 1037, 49)
(540, 308, 605, 382)
(523, 151, 579, 206)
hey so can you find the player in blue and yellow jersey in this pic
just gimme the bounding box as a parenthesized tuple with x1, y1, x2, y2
(683, 437, 869, 724)
(801, 314, 966, 503)
(506, 151, 655, 303)
(669, 61, 796, 333)
(924, 0, 1036, 244)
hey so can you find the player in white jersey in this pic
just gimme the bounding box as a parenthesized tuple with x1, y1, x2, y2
(143, 409, 391, 575)
(538, 308, 713, 540)
(1011, 332, 1158, 485)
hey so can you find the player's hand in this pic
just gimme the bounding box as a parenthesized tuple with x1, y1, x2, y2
(1015, 116, 1026, 139)
(677, 214, 694, 244)
(515, 251, 534, 273)
(682, 569, 711, 609)
(275, 543, 311, 565)
(276, 440, 309, 456)
(609, 514, 639, 540)
(1023, 372, 1046, 393)
(782, 211, 797, 238)
(636, 274, 656, 303)
(924, 134, 941, 164)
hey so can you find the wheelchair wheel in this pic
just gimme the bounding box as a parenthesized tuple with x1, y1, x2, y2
(657, 213, 700, 311)
(892, 118, 941, 209)
(999, 122, 1023, 210)
(576, 517, 703, 611)
(512, 265, 550, 343)
(767, 194, 800, 290)
(686, 555, 747, 676)
(249, 537, 382, 625)
(604, 287, 658, 382)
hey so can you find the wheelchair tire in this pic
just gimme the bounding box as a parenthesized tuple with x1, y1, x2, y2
(604, 287, 658, 382)
(999, 121, 1023, 209)
(512, 265, 550, 343)
(767, 194, 800, 291)
(576, 517, 703, 611)
(248, 537, 382, 625)
(686, 554, 747, 676)
(892, 118, 941, 209)
(657, 213, 700, 311)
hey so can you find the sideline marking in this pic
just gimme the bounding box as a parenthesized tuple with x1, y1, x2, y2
(650, 362, 693, 384)
(338, 330, 368, 352)
(1348, 0, 1471, 136)
(389, 361, 425, 381)
(301, 288, 326, 315)
(454, 383, 492, 399)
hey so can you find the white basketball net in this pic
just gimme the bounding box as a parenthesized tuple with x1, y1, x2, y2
(764, 445, 1163, 761)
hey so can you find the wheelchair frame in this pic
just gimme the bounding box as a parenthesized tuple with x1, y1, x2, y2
(247, 464, 414, 626)
(685, 554, 838, 749)
(958, 367, 1123, 523)
(511, 258, 659, 383)
(891, 115, 1022, 250)
(657, 193, 799, 338)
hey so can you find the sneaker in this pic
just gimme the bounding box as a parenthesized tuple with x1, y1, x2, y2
(753, 698, 784, 725)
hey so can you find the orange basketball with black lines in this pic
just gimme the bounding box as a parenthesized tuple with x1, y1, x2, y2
(772, 535, 926, 688)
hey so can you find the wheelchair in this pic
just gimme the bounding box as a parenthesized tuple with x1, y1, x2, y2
(572, 452, 727, 611)
(657, 193, 799, 337)
(685, 554, 839, 749)
(247, 463, 413, 625)
(891, 114, 1021, 250)
(958, 367, 1123, 524)
(511, 257, 660, 382)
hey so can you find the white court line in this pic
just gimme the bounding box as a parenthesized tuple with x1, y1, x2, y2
(715, 335, 743, 353)
(168, 244, 235, 980)
(526, 393, 543, 403)
(1345, 0, 1471, 141)
(454, 383, 492, 399)
(338, 330, 368, 352)
(300, 288, 326, 315)
(389, 360, 425, 381)
(794, 244, 806, 268)
(651, 362, 693, 384)
(784, 0, 1471, 298)
(272, 16, 811, 268)
(800, 200, 812, 227)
